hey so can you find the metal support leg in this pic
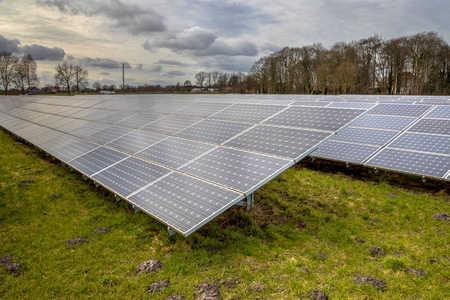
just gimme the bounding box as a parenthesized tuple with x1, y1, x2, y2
(246, 193, 254, 210)
(115, 195, 121, 202)
(61, 162, 66, 167)
(374, 168, 379, 173)
(422, 176, 427, 183)
(167, 227, 176, 236)
(346, 162, 350, 168)
(83, 175, 88, 181)
(133, 205, 140, 213)
(94, 182, 100, 188)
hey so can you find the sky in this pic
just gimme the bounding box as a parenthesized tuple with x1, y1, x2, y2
(0, 0, 449, 88)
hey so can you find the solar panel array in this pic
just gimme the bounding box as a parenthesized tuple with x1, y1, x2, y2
(0, 94, 373, 236)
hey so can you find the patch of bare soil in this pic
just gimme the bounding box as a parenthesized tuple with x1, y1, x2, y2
(5, 262, 23, 275)
(136, 260, 162, 275)
(250, 281, 267, 292)
(404, 268, 426, 277)
(93, 227, 110, 234)
(308, 289, 328, 300)
(194, 282, 222, 300)
(354, 237, 366, 244)
(432, 213, 449, 221)
(164, 296, 186, 300)
(66, 237, 89, 245)
(354, 275, 386, 291)
(0, 256, 13, 265)
(369, 246, 385, 257)
(148, 280, 170, 294)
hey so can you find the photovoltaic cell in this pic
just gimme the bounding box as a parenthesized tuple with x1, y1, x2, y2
(52, 139, 99, 162)
(141, 115, 200, 135)
(365, 148, 450, 178)
(326, 102, 375, 109)
(174, 119, 253, 144)
(349, 114, 416, 131)
(311, 140, 379, 164)
(92, 157, 171, 197)
(330, 127, 398, 146)
(172, 102, 232, 118)
(290, 101, 330, 107)
(105, 130, 167, 154)
(407, 119, 450, 135)
(387, 133, 450, 155)
(129, 172, 243, 235)
(263, 106, 364, 131)
(181, 147, 291, 193)
(424, 106, 450, 120)
(210, 104, 286, 123)
(69, 146, 129, 176)
(225, 125, 331, 159)
(86, 126, 133, 145)
(115, 113, 163, 129)
(136, 137, 215, 168)
(368, 104, 432, 117)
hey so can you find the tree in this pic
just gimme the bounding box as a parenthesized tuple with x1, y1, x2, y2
(13, 54, 39, 94)
(92, 82, 101, 92)
(195, 71, 207, 89)
(0, 52, 19, 95)
(55, 62, 74, 95)
(73, 64, 88, 94)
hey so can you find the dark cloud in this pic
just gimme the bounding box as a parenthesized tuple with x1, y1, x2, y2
(174, 1, 277, 36)
(0, 34, 20, 53)
(100, 71, 110, 75)
(80, 57, 130, 69)
(145, 27, 258, 57)
(149, 65, 163, 72)
(38, 0, 166, 35)
(20, 44, 65, 60)
(164, 70, 185, 77)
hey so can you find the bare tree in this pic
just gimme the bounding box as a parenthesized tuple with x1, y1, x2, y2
(92, 82, 101, 92)
(73, 64, 88, 94)
(0, 52, 19, 95)
(195, 71, 207, 89)
(55, 62, 74, 95)
(13, 54, 39, 94)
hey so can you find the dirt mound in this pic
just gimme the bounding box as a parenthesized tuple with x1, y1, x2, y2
(136, 260, 162, 275)
(93, 227, 110, 234)
(354, 275, 386, 291)
(148, 280, 170, 294)
(194, 282, 222, 300)
(432, 213, 449, 221)
(164, 296, 186, 300)
(66, 237, 89, 245)
(354, 237, 365, 244)
(308, 289, 328, 300)
(0, 256, 13, 265)
(369, 246, 385, 257)
(405, 268, 426, 277)
(5, 262, 23, 275)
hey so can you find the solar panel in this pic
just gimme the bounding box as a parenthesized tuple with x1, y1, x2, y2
(263, 106, 364, 131)
(311, 140, 379, 164)
(180, 147, 291, 193)
(141, 115, 201, 135)
(368, 104, 432, 117)
(174, 119, 253, 144)
(387, 133, 450, 155)
(92, 157, 171, 198)
(407, 119, 450, 135)
(224, 125, 331, 159)
(209, 104, 286, 123)
(105, 130, 167, 154)
(365, 148, 450, 178)
(136, 137, 215, 168)
(69, 146, 129, 176)
(52, 139, 99, 162)
(290, 101, 330, 107)
(349, 114, 416, 131)
(326, 102, 376, 109)
(331, 127, 398, 146)
(115, 113, 163, 129)
(172, 102, 233, 118)
(424, 106, 450, 119)
(86, 126, 133, 145)
(129, 172, 243, 236)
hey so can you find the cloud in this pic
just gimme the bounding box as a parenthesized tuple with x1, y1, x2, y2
(20, 44, 65, 60)
(149, 65, 163, 72)
(164, 70, 185, 77)
(0, 34, 21, 53)
(259, 43, 282, 53)
(99, 71, 110, 75)
(79, 57, 130, 69)
(135, 64, 143, 70)
(38, 0, 166, 35)
(145, 26, 258, 57)
(156, 59, 186, 66)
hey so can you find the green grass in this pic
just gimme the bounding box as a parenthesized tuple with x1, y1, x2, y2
(0, 129, 448, 299)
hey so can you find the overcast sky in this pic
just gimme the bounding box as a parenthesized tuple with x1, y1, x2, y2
(1, 0, 449, 87)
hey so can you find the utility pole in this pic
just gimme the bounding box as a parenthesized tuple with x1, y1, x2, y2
(121, 63, 125, 95)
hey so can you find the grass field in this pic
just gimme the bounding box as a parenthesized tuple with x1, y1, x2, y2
(0, 129, 448, 299)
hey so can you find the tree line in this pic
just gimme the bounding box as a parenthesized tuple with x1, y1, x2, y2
(0, 52, 39, 95)
(247, 32, 450, 95)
